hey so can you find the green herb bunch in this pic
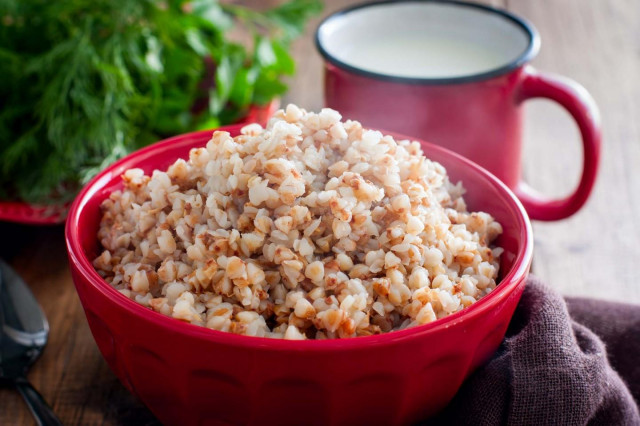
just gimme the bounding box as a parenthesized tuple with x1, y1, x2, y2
(0, 0, 321, 203)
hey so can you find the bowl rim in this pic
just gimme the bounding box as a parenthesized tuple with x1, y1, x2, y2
(65, 125, 533, 351)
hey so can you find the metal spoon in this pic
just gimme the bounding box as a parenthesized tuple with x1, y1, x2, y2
(0, 259, 62, 426)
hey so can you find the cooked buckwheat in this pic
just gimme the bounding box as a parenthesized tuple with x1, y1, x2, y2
(93, 105, 503, 339)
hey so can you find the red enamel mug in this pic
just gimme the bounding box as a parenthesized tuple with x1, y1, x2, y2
(316, 0, 601, 221)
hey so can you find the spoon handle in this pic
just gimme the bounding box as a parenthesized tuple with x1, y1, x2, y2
(15, 377, 63, 426)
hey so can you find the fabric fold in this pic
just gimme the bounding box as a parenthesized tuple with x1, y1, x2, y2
(430, 276, 640, 425)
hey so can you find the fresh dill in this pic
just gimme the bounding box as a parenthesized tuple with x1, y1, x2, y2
(0, 0, 321, 203)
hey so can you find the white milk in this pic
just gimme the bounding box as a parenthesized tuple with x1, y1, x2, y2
(339, 35, 509, 79)
(318, 3, 530, 79)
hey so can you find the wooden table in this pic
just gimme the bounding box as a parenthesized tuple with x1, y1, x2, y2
(2, 0, 638, 424)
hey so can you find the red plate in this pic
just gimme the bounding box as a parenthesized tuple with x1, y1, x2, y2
(0, 100, 279, 225)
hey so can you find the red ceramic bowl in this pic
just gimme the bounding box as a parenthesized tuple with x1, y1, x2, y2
(65, 125, 533, 426)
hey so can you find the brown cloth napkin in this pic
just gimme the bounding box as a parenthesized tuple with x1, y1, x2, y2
(430, 276, 640, 425)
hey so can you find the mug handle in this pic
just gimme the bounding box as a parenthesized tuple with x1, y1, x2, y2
(515, 66, 601, 221)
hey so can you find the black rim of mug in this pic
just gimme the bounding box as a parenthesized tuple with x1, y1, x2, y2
(314, 0, 541, 85)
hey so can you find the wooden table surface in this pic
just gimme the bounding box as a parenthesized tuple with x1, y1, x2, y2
(2, 0, 639, 424)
